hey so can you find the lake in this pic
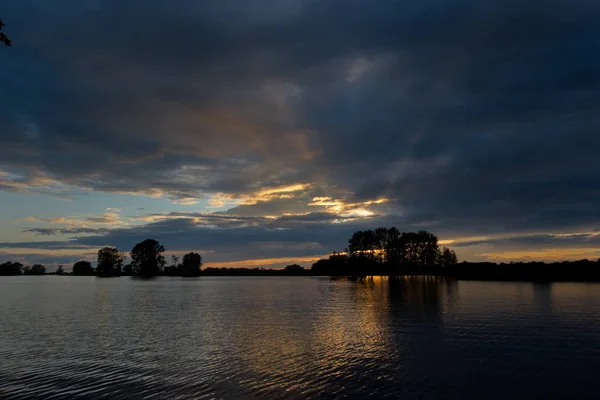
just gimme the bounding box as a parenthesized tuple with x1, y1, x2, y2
(1, 276, 600, 399)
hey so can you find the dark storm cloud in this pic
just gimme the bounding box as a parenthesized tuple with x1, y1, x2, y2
(1, 0, 599, 253)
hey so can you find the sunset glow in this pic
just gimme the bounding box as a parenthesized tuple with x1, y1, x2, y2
(1, 0, 598, 269)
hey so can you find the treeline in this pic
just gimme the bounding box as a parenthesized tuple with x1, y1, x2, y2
(4, 229, 600, 282)
(308, 227, 600, 282)
(0, 262, 48, 276)
(0, 239, 204, 278)
(310, 228, 458, 276)
(83, 239, 204, 277)
(202, 264, 309, 276)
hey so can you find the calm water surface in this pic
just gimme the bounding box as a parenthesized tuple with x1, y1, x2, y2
(1, 276, 600, 399)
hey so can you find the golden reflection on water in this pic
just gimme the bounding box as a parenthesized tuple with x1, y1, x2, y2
(313, 276, 394, 371)
(3, 277, 600, 399)
(222, 276, 460, 395)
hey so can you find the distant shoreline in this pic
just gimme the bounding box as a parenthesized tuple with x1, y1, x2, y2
(5, 268, 600, 283)
(3, 228, 599, 282)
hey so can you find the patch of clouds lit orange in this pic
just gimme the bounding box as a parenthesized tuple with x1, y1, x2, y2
(0, 170, 88, 198)
(341, 208, 374, 218)
(127, 189, 200, 205)
(134, 192, 387, 226)
(18, 209, 126, 228)
(258, 183, 311, 196)
(206, 255, 325, 269)
(480, 248, 600, 261)
(440, 231, 600, 246)
(438, 236, 495, 245)
(208, 183, 312, 208)
(309, 196, 387, 219)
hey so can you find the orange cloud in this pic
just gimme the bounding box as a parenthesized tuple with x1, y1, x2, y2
(206, 255, 325, 269)
(480, 248, 600, 261)
(309, 196, 387, 220)
(208, 183, 312, 208)
(18, 211, 126, 232)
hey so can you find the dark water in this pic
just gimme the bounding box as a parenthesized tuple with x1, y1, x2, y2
(1, 277, 600, 399)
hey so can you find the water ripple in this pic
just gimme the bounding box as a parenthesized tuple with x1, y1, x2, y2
(2, 277, 600, 399)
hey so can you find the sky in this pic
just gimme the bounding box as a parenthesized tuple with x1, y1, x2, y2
(1, 0, 600, 270)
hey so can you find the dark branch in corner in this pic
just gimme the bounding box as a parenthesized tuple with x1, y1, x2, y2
(0, 20, 12, 47)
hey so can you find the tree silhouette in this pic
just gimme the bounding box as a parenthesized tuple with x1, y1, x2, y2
(384, 227, 403, 266)
(415, 230, 439, 267)
(313, 227, 453, 276)
(284, 264, 306, 275)
(96, 247, 125, 277)
(163, 254, 182, 276)
(439, 247, 458, 267)
(72, 260, 94, 275)
(0, 261, 24, 275)
(56, 265, 65, 275)
(181, 252, 202, 277)
(122, 263, 133, 275)
(375, 227, 391, 262)
(30, 264, 46, 275)
(348, 230, 379, 262)
(130, 239, 166, 277)
(0, 20, 11, 47)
